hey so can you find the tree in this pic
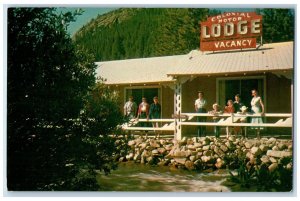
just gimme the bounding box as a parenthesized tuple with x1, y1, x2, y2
(7, 8, 123, 190)
(256, 9, 294, 43)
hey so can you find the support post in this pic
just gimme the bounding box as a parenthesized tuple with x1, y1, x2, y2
(174, 81, 182, 140)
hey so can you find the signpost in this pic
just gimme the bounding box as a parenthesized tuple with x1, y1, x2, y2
(200, 12, 262, 51)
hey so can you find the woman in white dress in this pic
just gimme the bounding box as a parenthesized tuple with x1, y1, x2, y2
(250, 89, 265, 139)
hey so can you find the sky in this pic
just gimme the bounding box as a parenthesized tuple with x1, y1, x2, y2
(57, 7, 117, 35)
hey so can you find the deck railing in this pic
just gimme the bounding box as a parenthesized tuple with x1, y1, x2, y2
(121, 113, 292, 137)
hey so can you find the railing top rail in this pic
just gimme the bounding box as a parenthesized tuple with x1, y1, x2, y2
(180, 113, 292, 118)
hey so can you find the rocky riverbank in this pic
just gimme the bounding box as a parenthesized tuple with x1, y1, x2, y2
(115, 136, 293, 172)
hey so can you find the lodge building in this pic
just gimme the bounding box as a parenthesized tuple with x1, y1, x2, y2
(95, 41, 293, 139)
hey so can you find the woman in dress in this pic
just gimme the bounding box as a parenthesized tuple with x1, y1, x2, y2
(250, 89, 265, 139)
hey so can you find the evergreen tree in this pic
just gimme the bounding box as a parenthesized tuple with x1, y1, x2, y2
(7, 8, 123, 190)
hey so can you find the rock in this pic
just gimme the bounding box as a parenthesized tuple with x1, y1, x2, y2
(277, 143, 288, 151)
(189, 155, 196, 162)
(174, 150, 188, 157)
(159, 139, 166, 145)
(288, 144, 293, 151)
(267, 137, 277, 144)
(215, 158, 224, 169)
(259, 144, 269, 152)
(146, 156, 153, 162)
(152, 149, 159, 155)
(139, 143, 147, 150)
(203, 150, 213, 157)
(228, 136, 236, 142)
(157, 148, 166, 154)
(187, 144, 196, 150)
(185, 160, 195, 170)
(193, 143, 202, 148)
(251, 146, 262, 156)
(133, 153, 141, 161)
(268, 163, 278, 172)
(126, 153, 134, 160)
(272, 146, 279, 151)
(128, 140, 136, 146)
(286, 162, 292, 170)
(260, 155, 270, 164)
(244, 141, 253, 149)
(192, 137, 198, 143)
(201, 156, 212, 163)
(266, 150, 292, 158)
(186, 138, 194, 145)
(174, 158, 186, 165)
(197, 152, 203, 158)
(220, 145, 228, 152)
(225, 141, 231, 148)
(191, 151, 197, 156)
(149, 139, 160, 148)
(185, 150, 192, 157)
(164, 144, 173, 151)
(203, 145, 210, 151)
(118, 157, 125, 162)
(269, 157, 277, 163)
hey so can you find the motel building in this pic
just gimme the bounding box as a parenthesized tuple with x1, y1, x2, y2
(95, 12, 293, 140)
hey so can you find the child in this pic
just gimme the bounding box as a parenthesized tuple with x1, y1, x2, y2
(209, 103, 222, 138)
(224, 100, 235, 138)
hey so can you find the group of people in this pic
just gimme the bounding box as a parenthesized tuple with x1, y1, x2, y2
(123, 89, 265, 139)
(123, 96, 161, 136)
(196, 90, 265, 139)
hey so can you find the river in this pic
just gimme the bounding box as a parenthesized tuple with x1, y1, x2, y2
(96, 162, 232, 192)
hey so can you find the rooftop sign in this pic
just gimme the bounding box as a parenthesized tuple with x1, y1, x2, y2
(200, 12, 262, 51)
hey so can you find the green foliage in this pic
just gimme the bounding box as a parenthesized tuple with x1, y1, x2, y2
(7, 8, 124, 191)
(74, 8, 209, 61)
(256, 8, 294, 43)
(228, 156, 293, 192)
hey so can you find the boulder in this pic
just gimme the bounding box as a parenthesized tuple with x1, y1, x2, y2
(203, 150, 213, 157)
(185, 160, 195, 170)
(215, 158, 225, 169)
(133, 153, 141, 161)
(203, 145, 210, 151)
(128, 140, 136, 146)
(266, 150, 292, 158)
(251, 146, 262, 156)
(174, 158, 187, 165)
(193, 143, 202, 148)
(187, 144, 196, 150)
(268, 163, 278, 172)
(126, 153, 134, 160)
(149, 139, 160, 148)
(152, 149, 159, 155)
(220, 145, 228, 152)
(139, 143, 147, 150)
(269, 157, 277, 163)
(201, 156, 212, 163)
(157, 148, 166, 155)
(174, 150, 188, 157)
(272, 146, 279, 151)
(189, 155, 197, 162)
(260, 155, 270, 164)
(277, 143, 288, 151)
(244, 141, 253, 149)
(259, 144, 269, 152)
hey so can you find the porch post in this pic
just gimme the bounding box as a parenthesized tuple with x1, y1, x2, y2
(174, 81, 182, 140)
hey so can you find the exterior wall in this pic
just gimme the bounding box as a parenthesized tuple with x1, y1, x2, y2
(110, 84, 174, 119)
(108, 73, 292, 137)
(266, 73, 291, 113)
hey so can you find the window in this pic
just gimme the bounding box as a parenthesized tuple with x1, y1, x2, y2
(217, 77, 265, 109)
(125, 87, 161, 106)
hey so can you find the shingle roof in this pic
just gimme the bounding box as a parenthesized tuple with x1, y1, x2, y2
(95, 41, 293, 85)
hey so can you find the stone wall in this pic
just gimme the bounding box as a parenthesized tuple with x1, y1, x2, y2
(115, 136, 293, 172)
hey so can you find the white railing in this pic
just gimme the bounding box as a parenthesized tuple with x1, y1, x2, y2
(121, 113, 292, 135)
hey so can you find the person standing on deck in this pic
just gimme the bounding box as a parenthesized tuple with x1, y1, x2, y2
(233, 94, 246, 137)
(137, 97, 150, 135)
(124, 95, 137, 119)
(149, 96, 161, 138)
(195, 91, 207, 137)
(224, 99, 235, 138)
(250, 89, 265, 139)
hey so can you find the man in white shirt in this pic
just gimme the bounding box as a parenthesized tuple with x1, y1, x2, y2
(194, 91, 207, 137)
(124, 96, 137, 119)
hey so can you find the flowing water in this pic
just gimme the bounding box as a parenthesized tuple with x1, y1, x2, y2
(97, 162, 232, 192)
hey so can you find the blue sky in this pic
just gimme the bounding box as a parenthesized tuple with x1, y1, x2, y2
(57, 7, 117, 35)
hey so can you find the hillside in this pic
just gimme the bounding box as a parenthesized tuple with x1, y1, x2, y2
(73, 8, 294, 62)
(73, 8, 211, 61)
